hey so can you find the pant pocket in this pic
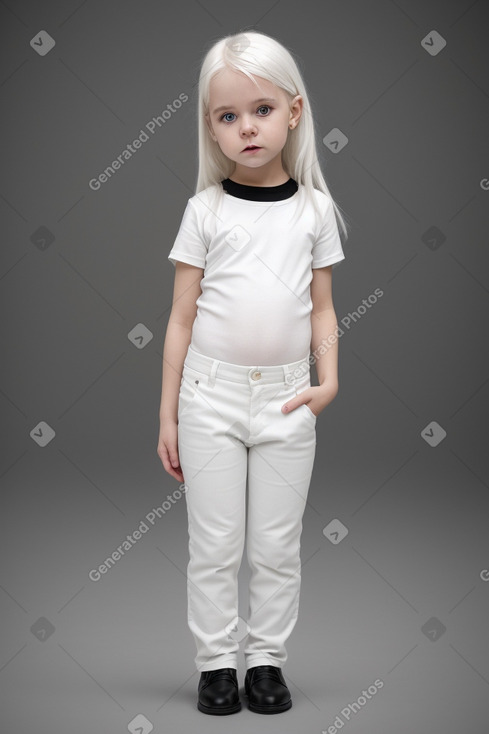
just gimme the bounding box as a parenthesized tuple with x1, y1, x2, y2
(300, 402, 317, 422)
(293, 374, 317, 423)
(178, 365, 207, 417)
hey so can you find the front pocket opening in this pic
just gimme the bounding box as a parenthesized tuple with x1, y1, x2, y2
(302, 403, 316, 420)
(179, 376, 200, 414)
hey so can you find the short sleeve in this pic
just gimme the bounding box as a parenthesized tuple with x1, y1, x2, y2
(311, 195, 345, 268)
(168, 198, 207, 269)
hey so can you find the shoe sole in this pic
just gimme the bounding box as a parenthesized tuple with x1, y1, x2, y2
(197, 700, 241, 715)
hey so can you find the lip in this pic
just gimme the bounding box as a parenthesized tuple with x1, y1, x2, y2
(242, 145, 262, 152)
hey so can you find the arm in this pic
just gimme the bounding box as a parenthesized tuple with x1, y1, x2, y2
(281, 265, 339, 417)
(310, 265, 339, 394)
(157, 261, 204, 481)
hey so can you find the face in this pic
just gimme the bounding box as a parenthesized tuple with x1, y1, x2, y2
(205, 68, 302, 179)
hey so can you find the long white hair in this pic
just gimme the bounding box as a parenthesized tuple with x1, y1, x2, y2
(194, 30, 349, 241)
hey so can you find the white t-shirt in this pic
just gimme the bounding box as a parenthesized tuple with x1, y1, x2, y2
(168, 181, 345, 365)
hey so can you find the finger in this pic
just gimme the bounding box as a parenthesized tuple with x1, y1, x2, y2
(162, 455, 183, 483)
(164, 442, 180, 469)
(282, 400, 299, 413)
(170, 467, 184, 483)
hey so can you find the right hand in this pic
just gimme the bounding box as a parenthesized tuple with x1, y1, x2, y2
(157, 418, 184, 483)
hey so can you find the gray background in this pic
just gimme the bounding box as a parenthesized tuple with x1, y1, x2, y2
(1, 0, 488, 732)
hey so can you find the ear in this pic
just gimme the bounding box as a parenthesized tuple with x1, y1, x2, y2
(289, 95, 303, 129)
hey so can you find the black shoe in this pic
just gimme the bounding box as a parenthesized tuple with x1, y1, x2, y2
(197, 667, 241, 715)
(244, 665, 292, 714)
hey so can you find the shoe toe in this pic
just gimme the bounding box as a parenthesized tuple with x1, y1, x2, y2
(197, 668, 241, 715)
(245, 666, 292, 713)
(200, 688, 235, 707)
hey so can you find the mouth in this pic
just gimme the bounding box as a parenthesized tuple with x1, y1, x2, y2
(242, 145, 262, 152)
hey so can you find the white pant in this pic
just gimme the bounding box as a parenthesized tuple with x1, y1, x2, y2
(178, 344, 317, 672)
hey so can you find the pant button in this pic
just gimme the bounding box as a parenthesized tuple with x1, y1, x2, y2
(251, 371, 261, 380)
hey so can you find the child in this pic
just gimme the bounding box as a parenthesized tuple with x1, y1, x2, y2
(157, 30, 348, 716)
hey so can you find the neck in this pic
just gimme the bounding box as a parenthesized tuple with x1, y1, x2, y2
(229, 159, 290, 187)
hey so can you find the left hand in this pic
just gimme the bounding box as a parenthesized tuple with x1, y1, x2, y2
(281, 381, 339, 418)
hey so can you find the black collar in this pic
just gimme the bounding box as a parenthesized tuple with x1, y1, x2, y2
(221, 177, 298, 201)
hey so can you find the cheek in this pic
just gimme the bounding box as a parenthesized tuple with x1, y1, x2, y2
(267, 120, 289, 147)
(216, 129, 234, 149)
(279, 130, 289, 147)
(280, 123, 291, 143)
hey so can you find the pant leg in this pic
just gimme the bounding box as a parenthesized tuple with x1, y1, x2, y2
(177, 363, 249, 672)
(244, 373, 317, 670)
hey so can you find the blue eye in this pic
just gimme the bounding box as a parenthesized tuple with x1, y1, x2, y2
(220, 105, 272, 122)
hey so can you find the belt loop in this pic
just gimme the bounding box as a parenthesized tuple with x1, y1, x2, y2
(208, 358, 219, 388)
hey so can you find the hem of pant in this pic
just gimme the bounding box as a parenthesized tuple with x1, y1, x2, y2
(197, 657, 238, 672)
(245, 656, 285, 670)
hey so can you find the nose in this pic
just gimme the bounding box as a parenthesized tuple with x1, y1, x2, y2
(239, 115, 257, 136)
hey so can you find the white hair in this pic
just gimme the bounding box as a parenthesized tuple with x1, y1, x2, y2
(193, 30, 349, 241)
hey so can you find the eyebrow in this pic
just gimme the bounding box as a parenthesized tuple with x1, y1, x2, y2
(212, 97, 278, 115)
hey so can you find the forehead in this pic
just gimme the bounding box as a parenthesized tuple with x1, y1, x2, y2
(208, 68, 283, 106)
